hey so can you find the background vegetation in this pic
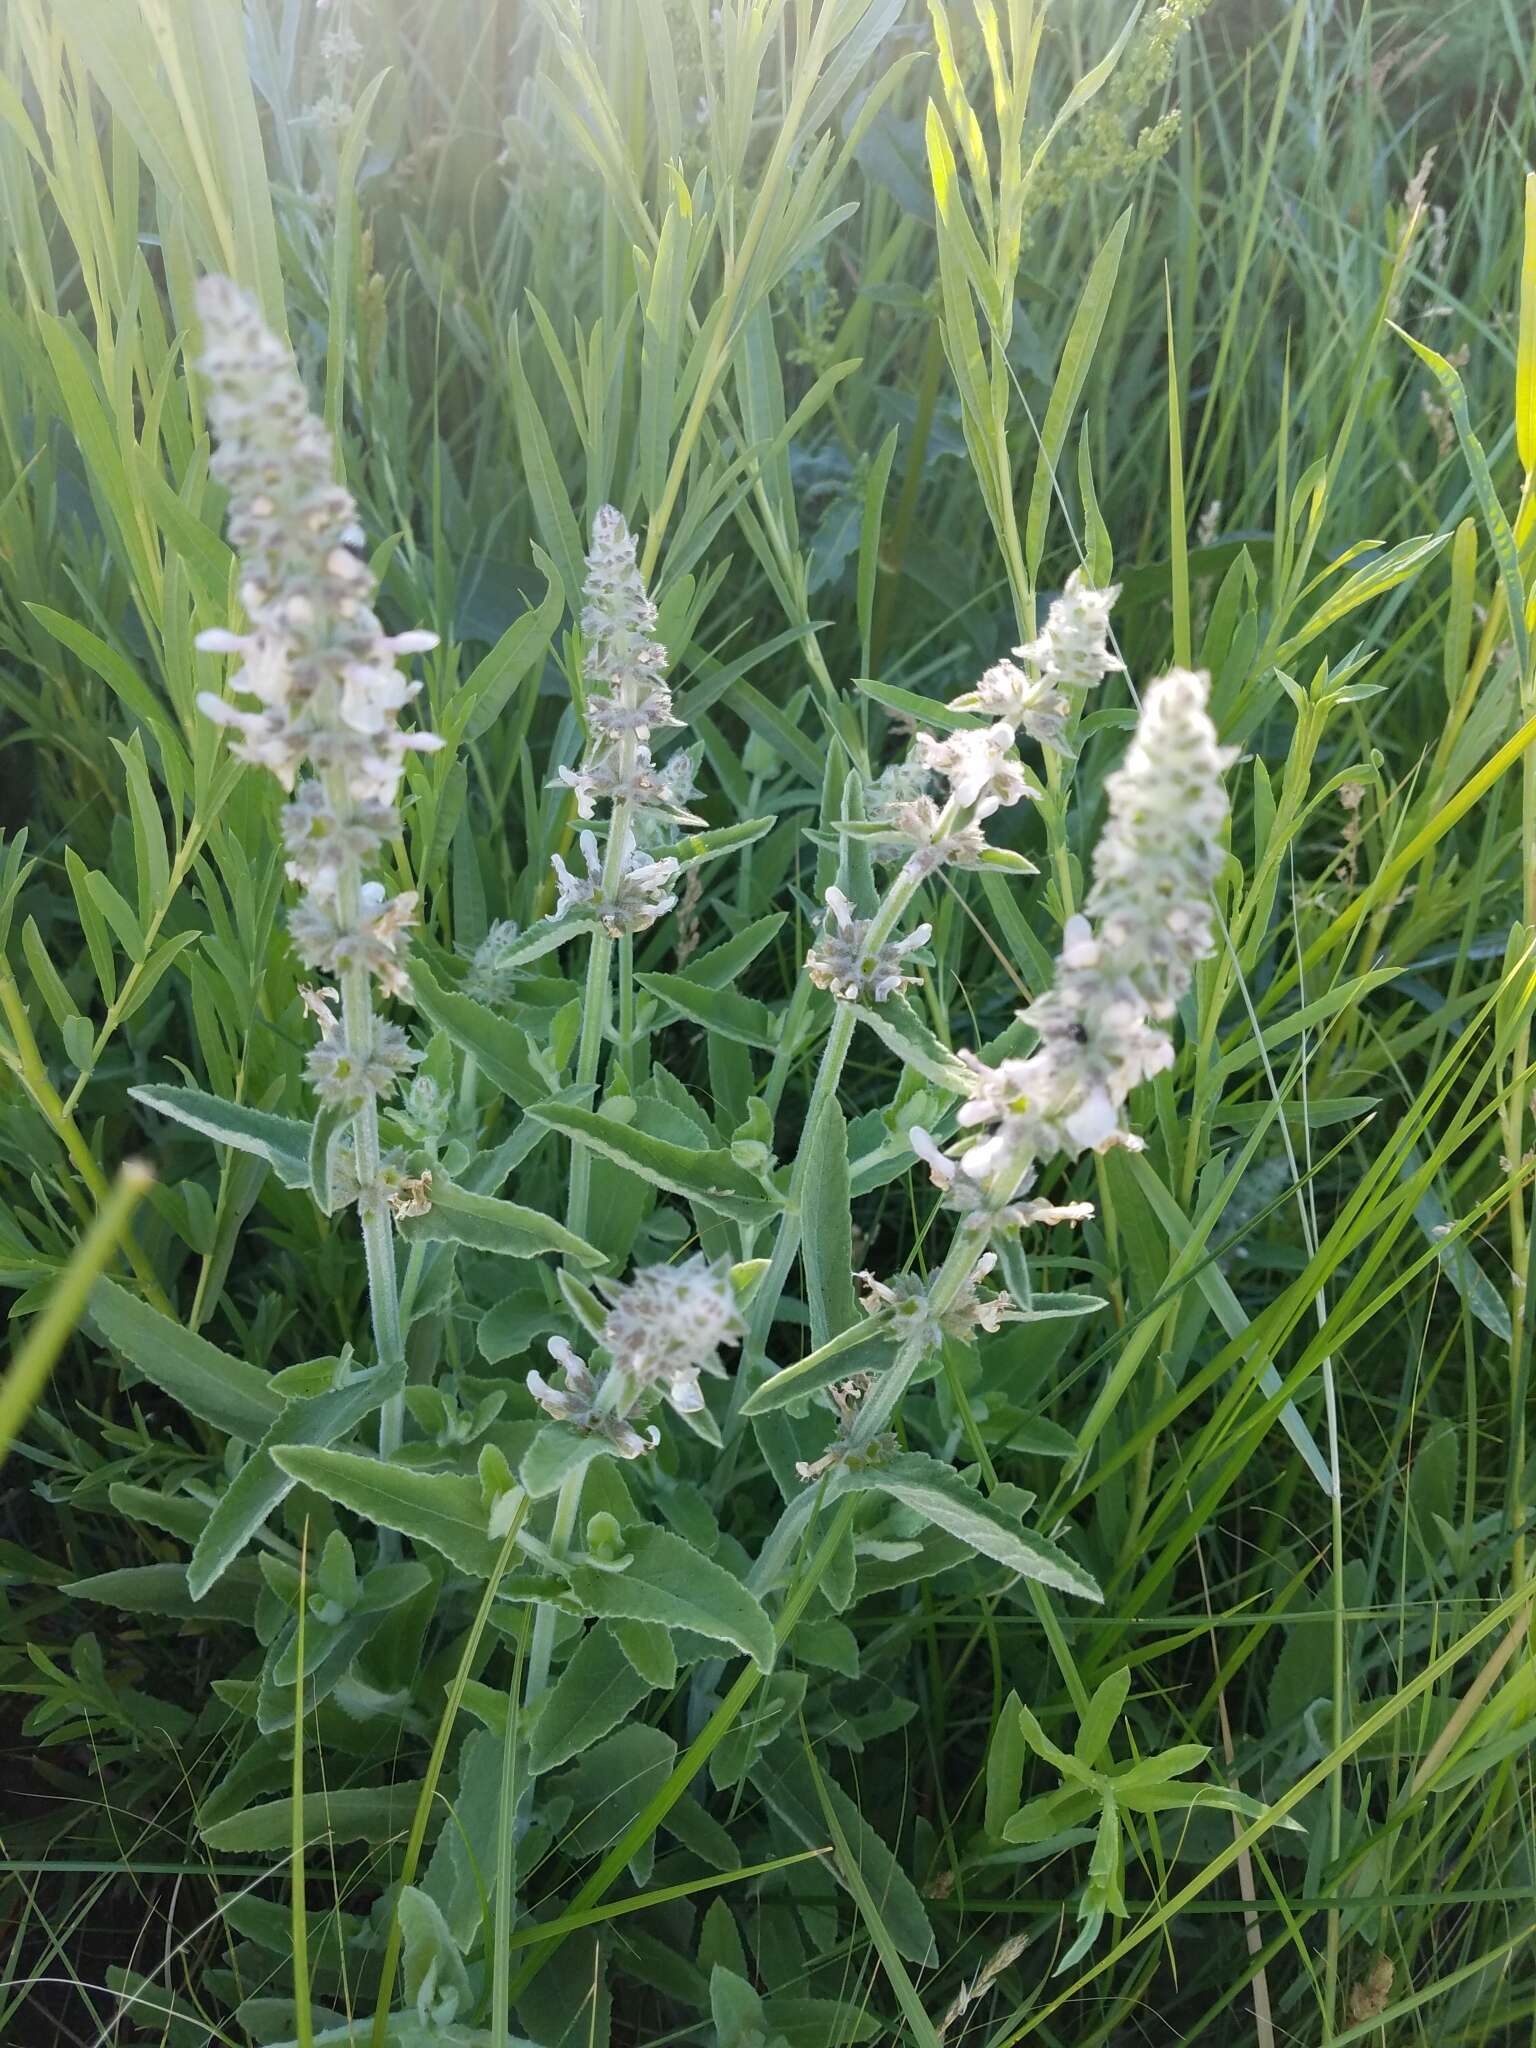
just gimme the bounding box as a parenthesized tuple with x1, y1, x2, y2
(3, 0, 1536, 2043)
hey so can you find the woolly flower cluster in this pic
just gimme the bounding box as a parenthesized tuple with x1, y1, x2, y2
(913, 669, 1233, 1224)
(806, 887, 931, 1004)
(526, 1255, 743, 1458)
(550, 508, 690, 937)
(194, 278, 442, 1110)
(952, 573, 1124, 749)
(808, 573, 1121, 1003)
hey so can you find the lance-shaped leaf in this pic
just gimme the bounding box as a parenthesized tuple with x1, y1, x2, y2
(271, 1446, 499, 1577)
(188, 1363, 405, 1599)
(129, 1083, 312, 1189)
(69, 1560, 265, 1623)
(527, 1622, 654, 1775)
(637, 971, 779, 1049)
(525, 1101, 780, 1223)
(398, 1179, 606, 1266)
(566, 1525, 776, 1671)
(408, 958, 549, 1106)
(850, 1453, 1101, 1602)
(741, 1317, 894, 1417)
(753, 1749, 937, 1968)
(854, 999, 971, 1092)
(201, 1783, 432, 1853)
(89, 1278, 281, 1443)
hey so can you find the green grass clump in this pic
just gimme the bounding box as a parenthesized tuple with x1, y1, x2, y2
(3, 2, 1536, 2043)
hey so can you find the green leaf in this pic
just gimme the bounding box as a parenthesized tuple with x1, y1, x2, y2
(854, 674, 979, 734)
(527, 1622, 654, 1775)
(68, 1560, 265, 1622)
(519, 1425, 614, 1502)
(90, 1277, 282, 1443)
(1075, 1667, 1131, 1768)
(985, 1691, 1027, 1839)
(854, 999, 971, 1091)
(1277, 531, 1450, 660)
(1393, 323, 1529, 677)
(452, 551, 564, 745)
(740, 1318, 894, 1416)
(754, 1749, 937, 1970)
(567, 1526, 776, 1671)
(857, 426, 900, 674)
(525, 1101, 780, 1224)
(271, 1446, 499, 1577)
(669, 817, 777, 874)
(675, 914, 786, 991)
(801, 1100, 857, 1349)
(201, 1783, 431, 1853)
(1407, 1156, 1512, 1343)
(612, 1617, 677, 1690)
(1024, 208, 1132, 582)
(130, 1083, 311, 1189)
(399, 1179, 606, 1266)
(408, 960, 548, 1107)
(637, 971, 779, 1049)
(188, 1364, 404, 1599)
(853, 1453, 1101, 1602)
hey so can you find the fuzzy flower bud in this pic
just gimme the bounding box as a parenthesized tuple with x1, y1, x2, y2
(1023, 572, 1124, 694)
(580, 506, 671, 708)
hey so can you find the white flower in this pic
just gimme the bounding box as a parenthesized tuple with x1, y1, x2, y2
(914, 723, 1035, 818)
(805, 886, 931, 1004)
(1023, 571, 1124, 694)
(305, 1014, 419, 1109)
(952, 659, 1072, 752)
(289, 882, 418, 997)
(193, 278, 441, 819)
(856, 1253, 1012, 1343)
(874, 796, 991, 877)
(550, 827, 680, 936)
(554, 747, 703, 825)
(526, 1338, 659, 1460)
(902, 675, 1232, 1228)
(1085, 668, 1235, 1017)
(597, 1255, 743, 1418)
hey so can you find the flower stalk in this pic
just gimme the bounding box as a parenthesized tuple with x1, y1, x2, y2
(192, 277, 443, 1463)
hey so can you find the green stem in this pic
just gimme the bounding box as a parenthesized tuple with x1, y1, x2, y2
(564, 753, 636, 1239)
(330, 816, 407, 1465)
(566, 928, 614, 1241)
(370, 1499, 528, 2048)
(524, 1465, 587, 1703)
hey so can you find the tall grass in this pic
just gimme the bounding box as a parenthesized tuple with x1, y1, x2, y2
(3, 2, 1536, 2044)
